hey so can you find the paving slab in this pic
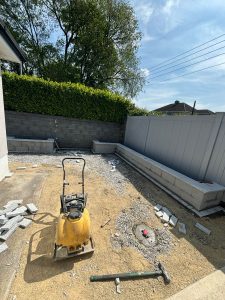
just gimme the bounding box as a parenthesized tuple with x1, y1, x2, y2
(26, 203, 38, 214)
(178, 222, 187, 234)
(0, 242, 8, 253)
(0, 223, 18, 241)
(3, 200, 23, 209)
(195, 223, 211, 235)
(6, 206, 27, 218)
(169, 215, 178, 227)
(154, 204, 162, 211)
(167, 266, 225, 300)
(155, 211, 163, 218)
(0, 215, 23, 232)
(19, 218, 32, 229)
(0, 216, 8, 225)
(0, 203, 19, 216)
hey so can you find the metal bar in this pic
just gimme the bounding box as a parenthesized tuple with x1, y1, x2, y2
(90, 270, 161, 282)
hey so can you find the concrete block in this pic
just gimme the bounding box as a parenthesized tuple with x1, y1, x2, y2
(3, 199, 23, 209)
(6, 206, 27, 218)
(162, 207, 172, 217)
(162, 212, 170, 223)
(169, 215, 178, 227)
(0, 215, 23, 232)
(26, 203, 38, 214)
(0, 223, 18, 241)
(178, 222, 186, 234)
(0, 242, 8, 253)
(154, 204, 162, 211)
(92, 140, 117, 154)
(155, 211, 163, 218)
(0, 215, 8, 225)
(0, 203, 19, 216)
(19, 218, 32, 229)
(195, 223, 211, 235)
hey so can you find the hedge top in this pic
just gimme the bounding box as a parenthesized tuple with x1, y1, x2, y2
(2, 72, 149, 123)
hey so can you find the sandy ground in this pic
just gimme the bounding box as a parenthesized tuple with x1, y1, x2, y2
(6, 156, 225, 300)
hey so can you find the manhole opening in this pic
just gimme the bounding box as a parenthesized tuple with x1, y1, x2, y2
(133, 224, 157, 247)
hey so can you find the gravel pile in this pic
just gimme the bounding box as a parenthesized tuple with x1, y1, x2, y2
(111, 200, 172, 263)
(8, 152, 129, 194)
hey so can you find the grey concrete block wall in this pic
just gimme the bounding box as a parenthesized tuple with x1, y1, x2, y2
(5, 111, 124, 148)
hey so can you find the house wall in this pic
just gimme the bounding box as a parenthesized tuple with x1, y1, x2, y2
(5, 111, 124, 149)
(124, 113, 225, 186)
(0, 67, 9, 180)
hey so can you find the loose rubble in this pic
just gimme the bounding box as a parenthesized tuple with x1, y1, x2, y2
(111, 200, 172, 263)
(0, 200, 38, 252)
(154, 203, 179, 228)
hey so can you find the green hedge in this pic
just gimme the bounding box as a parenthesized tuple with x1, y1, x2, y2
(2, 72, 149, 123)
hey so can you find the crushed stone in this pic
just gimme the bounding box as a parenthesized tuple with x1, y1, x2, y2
(111, 200, 172, 263)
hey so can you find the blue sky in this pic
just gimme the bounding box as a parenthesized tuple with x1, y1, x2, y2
(129, 0, 225, 112)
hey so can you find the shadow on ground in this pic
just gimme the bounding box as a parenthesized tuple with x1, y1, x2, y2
(24, 212, 93, 283)
(101, 154, 225, 271)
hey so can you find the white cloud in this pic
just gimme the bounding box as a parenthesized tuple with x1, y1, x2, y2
(135, 3, 154, 24)
(162, 0, 180, 15)
(141, 68, 150, 77)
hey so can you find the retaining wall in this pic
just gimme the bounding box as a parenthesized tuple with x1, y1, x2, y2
(5, 111, 124, 149)
(124, 113, 225, 187)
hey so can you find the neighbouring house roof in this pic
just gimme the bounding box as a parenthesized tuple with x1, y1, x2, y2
(154, 100, 214, 115)
(0, 19, 26, 63)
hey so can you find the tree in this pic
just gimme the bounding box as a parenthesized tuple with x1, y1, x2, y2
(0, 0, 145, 97)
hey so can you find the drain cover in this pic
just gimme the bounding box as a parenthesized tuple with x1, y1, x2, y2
(133, 224, 156, 247)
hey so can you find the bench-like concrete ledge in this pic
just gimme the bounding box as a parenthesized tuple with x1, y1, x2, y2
(92, 141, 225, 211)
(92, 140, 117, 154)
(7, 137, 55, 154)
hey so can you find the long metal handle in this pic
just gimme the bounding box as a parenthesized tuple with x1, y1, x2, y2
(90, 270, 162, 282)
(62, 157, 86, 196)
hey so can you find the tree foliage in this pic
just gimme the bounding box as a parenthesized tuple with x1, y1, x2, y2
(0, 0, 145, 97)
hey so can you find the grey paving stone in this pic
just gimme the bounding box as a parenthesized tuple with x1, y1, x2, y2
(19, 218, 32, 229)
(0, 216, 8, 225)
(195, 223, 211, 235)
(0, 223, 18, 241)
(169, 215, 178, 227)
(6, 206, 27, 218)
(3, 199, 23, 209)
(0, 215, 23, 232)
(0, 242, 8, 253)
(155, 211, 163, 218)
(178, 222, 187, 234)
(26, 203, 38, 214)
(154, 204, 162, 211)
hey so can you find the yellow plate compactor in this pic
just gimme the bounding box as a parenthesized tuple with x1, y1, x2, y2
(54, 157, 94, 260)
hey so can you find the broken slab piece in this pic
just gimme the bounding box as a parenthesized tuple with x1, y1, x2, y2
(0, 223, 18, 241)
(26, 203, 38, 214)
(19, 218, 32, 229)
(178, 222, 186, 234)
(169, 215, 178, 227)
(195, 223, 211, 235)
(6, 206, 27, 218)
(3, 199, 23, 209)
(155, 211, 163, 218)
(162, 207, 172, 217)
(0, 242, 8, 253)
(162, 212, 170, 223)
(154, 204, 162, 211)
(0, 215, 8, 225)
(0, 215, 23, 232)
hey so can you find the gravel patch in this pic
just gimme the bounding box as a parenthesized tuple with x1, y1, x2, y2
(111, 200, 172, 263)
(8, 152, 130, 194)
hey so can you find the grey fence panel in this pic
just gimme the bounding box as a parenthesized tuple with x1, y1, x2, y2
(124, 114, 225, 182)
(205, 117, 225, 185)
(124, 116, 150, 154)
